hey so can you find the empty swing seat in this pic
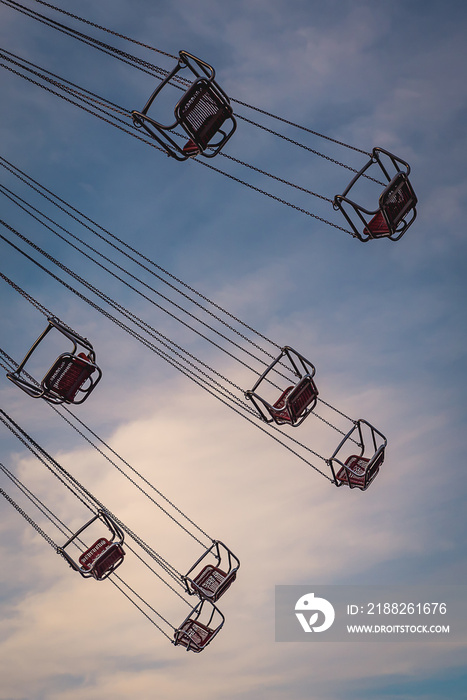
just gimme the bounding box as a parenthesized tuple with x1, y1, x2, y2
(245, 346, 319, 427)
(174, 600, 225, 653)
(333, 147, 417, 242)
(335, 451, 385, 490)
(190, 564, 236, 602)
(174, 619, 217, 652)
(329, 419, 387, 491)
(363, 172, 417, 238)
(58, 510, 125, 580)
(183, 540, 240, 602)
(270, 377, 318, 425)
(43, 353, 97, 403)
(78, 538, 125, 581)
(6, 316, 102, 405)
(177, 80, 233, 152)
(131, 50, 236, 161)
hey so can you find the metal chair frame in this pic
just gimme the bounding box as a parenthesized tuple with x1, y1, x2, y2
(329, 419, 387, 491)
(173, 599, 225, 653)
(245, 346, 318, 426)
(6, 317, 102, 404)
(182, 540, 240, 602)
(333, 147, 417, 242)
(131, 50, 236, 161)
(58, 510, 125, 581)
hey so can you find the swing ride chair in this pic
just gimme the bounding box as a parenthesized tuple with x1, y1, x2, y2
(131, 50, 236, 161)
(6, 316, 102, 405)
(174, 599, 225, 653)
(58, 510, 125, 581)
(328, 419, 387, 491)
(182, 540, 240, 602)
(333, 147, 417, 242)
(245, 346, 319, 427)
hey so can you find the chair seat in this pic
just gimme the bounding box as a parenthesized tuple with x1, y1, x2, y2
(183, 139, 201, 156)
(336, 455, 370, 489)
(363, 210, 389, 237)
(271, 385, 295, 422)
(270, 377, 318, 424)
(364, 173, 417, 238)
(177, 80, 231, 150)
(191, 564, 236, 601)
(79, 538, 125, 580)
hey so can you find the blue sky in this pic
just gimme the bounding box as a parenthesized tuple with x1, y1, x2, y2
(0, 1, 466, 699)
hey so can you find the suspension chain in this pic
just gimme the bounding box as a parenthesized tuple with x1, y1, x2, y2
(0, 482, 59, 551)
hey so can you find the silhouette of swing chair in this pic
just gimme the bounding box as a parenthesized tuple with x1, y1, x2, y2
(333, 147, 417, 242)
(7, 317, 102, 405)
(245, 346, 319, 426)
(132, 50, 236, 160)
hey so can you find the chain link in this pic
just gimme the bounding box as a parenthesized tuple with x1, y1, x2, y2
(31, 0, 177, 59)
(0, 482, 59, 551)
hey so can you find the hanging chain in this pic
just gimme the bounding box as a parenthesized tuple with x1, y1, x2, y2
(0, 483, 59, 551)
(55, 405, 212, 545)
(0, 270, 50, 316)
(110, 574, 176, 639)
(31, 0, 177, 59)
(0, 156, 281, 360)
(195, 158, 352, 232)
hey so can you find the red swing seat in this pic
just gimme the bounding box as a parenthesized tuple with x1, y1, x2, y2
(183, 540, 240, 602)
(43, 352, 97, 403)
(6, 317, 102, 405)
(78, 538, 125, 581)
(333, 147, 417, 242)
(174, 619, 216, 652)
(190, 564, 237, 602)
(363, 172, 417, 238)
(132, 50, 236, 161)
(245, 346, 318, 427)
(329, 419, 387, 491)
(335, 450, 385, 490)
(174, 600, 225, 653)
(58, 510, 125, 580)
(270, 376, 318, 425)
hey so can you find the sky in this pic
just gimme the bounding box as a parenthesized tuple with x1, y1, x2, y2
(0, 1, 466, 699)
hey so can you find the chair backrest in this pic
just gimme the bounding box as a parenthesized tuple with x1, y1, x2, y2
(381, 172, 417, 228)
(43, 352, 96, 402)
(191, 564, 237, 602)
(176, 80, 231, 149)
(288, 377, 318, 422)
(79, 538, 125, 581)
(270, 377, 318, 424)
(271, 385, 295, 422)
(175, 619, 215, 652)
(338, 448, 385, 490)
